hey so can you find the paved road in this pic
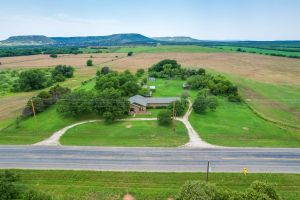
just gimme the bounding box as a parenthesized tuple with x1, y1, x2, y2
(0, 146, 300, 173)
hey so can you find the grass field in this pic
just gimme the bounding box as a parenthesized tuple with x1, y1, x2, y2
(217, 46, 300, 57)
(0, 106, 99, 144)
(230, 76, 300, 128)
(61, 120, 188, 147)
(189, 100, 300, 147)
(149, 78, 300, 147)
(5, 170, 300, 200)
(114, 45, 231, 53)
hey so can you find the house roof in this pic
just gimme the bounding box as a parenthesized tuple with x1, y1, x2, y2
(129, 95, 179, 107)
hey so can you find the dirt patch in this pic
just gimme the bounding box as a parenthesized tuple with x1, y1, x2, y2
(123, 194, 135, 200)
(125, 124, 132, 128)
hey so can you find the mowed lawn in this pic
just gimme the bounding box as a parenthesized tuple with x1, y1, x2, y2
(232, 76, 300, 128)
(189, 99, 300, 147)
(7, 170, 300, 200)
(60, 120, 188, 147)
(115, 45, 232, 53)
(152, 78, 300, 147)
(0, 106, 99, 144)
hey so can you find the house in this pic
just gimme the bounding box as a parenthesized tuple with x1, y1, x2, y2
(129, 95, 179, 114)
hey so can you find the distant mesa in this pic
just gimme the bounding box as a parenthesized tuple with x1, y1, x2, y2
(0, 34, 203, 47)
(153, 36, 201, 43)
(0, 33, 157, 46)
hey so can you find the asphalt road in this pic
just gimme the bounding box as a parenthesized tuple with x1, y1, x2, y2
(0, 145, 299, 173)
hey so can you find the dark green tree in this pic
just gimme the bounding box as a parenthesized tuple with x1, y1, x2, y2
(93, 88, 130, 121)
(193, 95, 208, 114)
(157, 110, 172, 126)
(57, 90, 94, 116)
(18, 69, 48, 91)
(0, 171, 20, 200)
(86, 59, 93, 66)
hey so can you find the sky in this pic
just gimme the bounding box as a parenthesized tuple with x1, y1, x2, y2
(0, 0, 300, 40)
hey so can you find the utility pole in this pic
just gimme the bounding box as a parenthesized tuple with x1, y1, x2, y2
(172, 101, 176, 133)
(31, 99, 38, 129)
(206, 161, 210, 183)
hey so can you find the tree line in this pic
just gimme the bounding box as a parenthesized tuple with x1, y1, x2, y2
(56, 68, 141, 121)
(12, 65, 74, 92)
(0, 46, 82, 57)
(148, 59, 242, 115)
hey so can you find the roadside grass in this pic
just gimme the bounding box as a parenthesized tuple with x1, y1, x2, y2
(218, 46, 300, 57)
(0, 106, 99, 144)
(6, 170, 300, 200)
(60, 120, 188, 147)
(189, 99, 300, 147)
(115, 45, 232, 53)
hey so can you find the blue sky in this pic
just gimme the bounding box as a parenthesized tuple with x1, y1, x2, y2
(0, 0, 299, 40)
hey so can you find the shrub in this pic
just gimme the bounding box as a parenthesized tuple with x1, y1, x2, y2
(136, 68, 145, 77)
(100, 66, 110, 75)
(49, 54, 57, 58)
(157, 110, 172, 126)
(248, 181, 281, 200)
(207, 96, 218, 111)
(0, 171, 20, 200)
(86, 59, 93, 66)
(51, 65, 74, 79)
(168, 100, 187, 117)
(176, 181, 217, 200)
(228, 94, 242, 102)
(193, 95, 208, 114)
(128, 51, 133, 56)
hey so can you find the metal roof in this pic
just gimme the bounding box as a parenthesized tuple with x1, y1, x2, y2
(129, 95, 179, 107)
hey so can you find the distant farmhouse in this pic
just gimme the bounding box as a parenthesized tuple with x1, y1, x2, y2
(129, 95, 179, 114)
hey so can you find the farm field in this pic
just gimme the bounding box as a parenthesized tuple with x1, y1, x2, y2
(114, 45, 231, 53)
(61, 120, 188, 147)
(217, 46, 300, 57)
(0, 53, 125, 68)
(6, 169, 300, 200)
(0, 66, 97, 124)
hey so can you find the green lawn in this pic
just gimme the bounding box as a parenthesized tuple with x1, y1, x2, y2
(0, 106, 99, 144)
(151, 78, 300, 147)
(232, 77, 300, 128)
(189, 99, 300, 147)
(115, 45, 231, 53)
(60, 120, 188, 147)
(150, 78, 197, 98)
(6, 170, 300, 200)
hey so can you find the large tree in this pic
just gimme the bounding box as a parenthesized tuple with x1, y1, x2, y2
(17, 69, 48, 91)
(94, 88, 130, 121)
